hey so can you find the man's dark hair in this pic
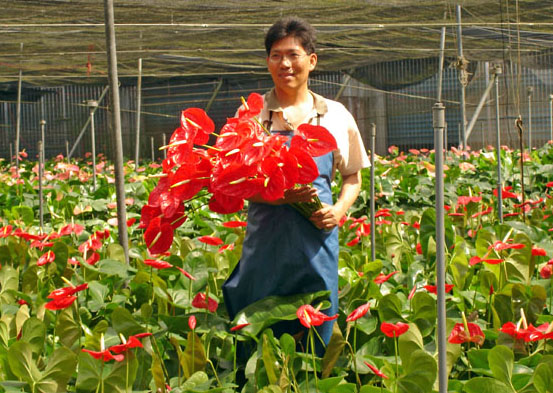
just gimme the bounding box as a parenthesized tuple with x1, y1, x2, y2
(265, 17, 317, 55)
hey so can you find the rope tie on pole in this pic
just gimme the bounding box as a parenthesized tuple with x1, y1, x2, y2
(453, 55, 471, 87)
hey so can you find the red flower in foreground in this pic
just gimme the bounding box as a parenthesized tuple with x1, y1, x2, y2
(144, 216, 174, 255)
(191, 292, 218, 312)
(346, 302, 370, 322)
(109, 333, 152, 354)
(416, 243, 423, 255)
(364, 361, 389, 379)
(423, 284, 454, 294)
(0, 225, 13, 238)
(494, 186, 518, 199)
(531, 247, 547, 257)
(374, 271, 398, 284)
(37, 250, 55, 266)
(448, 322, 485, 345)
(490, 240, 525, 251)
(541, 264, 553, 279)
(44, 296, 78, 310)
(296, 304, 338, 328)
(500, 322, 553, 342)
(45, 283, 88, 310)
(469, 256, 504, 266)
(144, 259, 173, 269)
(222, 220, 247, 228)
(380, 321, 409, 338)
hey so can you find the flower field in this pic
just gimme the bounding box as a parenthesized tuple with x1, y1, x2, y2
(1, 138, 553, 393)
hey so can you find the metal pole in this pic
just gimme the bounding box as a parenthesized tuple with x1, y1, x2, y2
(205, 78, 224, 113)
(40, 120, 46, 160)
(38, 140, 44, 231)
(334, 74, 352, 101)
(494, 66, 503, 222)
(134, 58, 142, 170)
(9, 143, 13, 166)
(437, 26, 446, 103)
(15, 43, 23, 169)
(369, 123, 376, 262)
(104, 0, 129, 263)
(433, 102, 447, 393)
(550, 94, 553, 142)
(88, 100, 98, 190)
(527, 87, 533, 149)
(465, 72, 497, 141)
(68, 85, 109, 160)
(456, 5, 467, 149)
(162, 133, 167, 160)
(65, 140, 69, 161)
(151, 136, 155, 162)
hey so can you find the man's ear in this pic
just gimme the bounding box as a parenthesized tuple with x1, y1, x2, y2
(309, 53, 318, 71)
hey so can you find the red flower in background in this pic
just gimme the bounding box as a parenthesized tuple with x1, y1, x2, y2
(346, 302, 370, 322)
(0, 225, 13, 238)
(188, 316, 197, 330)
(374, 271, 398, 284)
(45, 283, 88, 310)
(494, 186, 518, 199)
(469, 256, 504, 266)
(423, 284, 454, 294)
(490, 240, 525, 251)
(222, 220, 247, 228)
(197, 235, 224, 246)
(82, 348, 124, 362)
(109, 333, 152, 354)
(380, 321, 409, 338)
(230, 323, 250, 332)
(191, 292, 218, 312)
(448, 322, 484, 345)
(37, 250, 55, 266)
(364, 362, 389, 379)
(297, 304, 338, 328)
(531, 247, 547, 256)
(144, 259, 173, 269)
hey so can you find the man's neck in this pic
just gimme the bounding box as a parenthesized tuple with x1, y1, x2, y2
(274, 85, 311, 108)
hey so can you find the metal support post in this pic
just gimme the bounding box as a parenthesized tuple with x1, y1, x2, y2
(135, 58, 142, 170)
(433, 102, 447, 393)
(104, 0, 129, 263)
(527, 87, 533, 149)
(38, 140, 44, 231)
(465, 72, 497, 141)
(162, 133, 167, 160)
(40, 120, 46, 160)
(550, 94, 553, 142)
(151, 136, 155, 162)
(456, 5, 467, 149)
(437, 26, 446, 103)
(369, 123, 376, 262)
(15, 43, 23, 169)
(87, 100, 98, 189)
(494, 66, 503, 222)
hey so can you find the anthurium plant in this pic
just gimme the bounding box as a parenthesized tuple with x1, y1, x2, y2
(1, 113, 553, 392)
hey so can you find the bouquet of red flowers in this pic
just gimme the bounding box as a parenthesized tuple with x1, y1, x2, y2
(139, 92, 337, 255)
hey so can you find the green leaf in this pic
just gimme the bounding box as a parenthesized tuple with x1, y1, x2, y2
(0, 265, 19, 304)
(410, 292, 436, 336)
(450, 238, 469, 290)
(76, 350, 138, 393)
(397, 349, 437, 393)
(533, 362, 553, 393)
(51, 242, 69, 275)
(36, 347, 77, 393)
(377, 293, 403, 322)
(182, 331, 207, 378)
(12, 206, 34, 226)
(463, 377, 515, 393)
(321, 322, 346, 379)
(7, 341, 42, 387)
(398, 323, 424, 371)
(111, 307, 144, 336)
(262, 332, 279, 385)
(19, 317, 46, 355)
(107, 243, 126, 264)
(55, 307, 81, 349)
(488, 345, 515, 390)
(232, 290, 331, 336)
(97, 259, 130, 279)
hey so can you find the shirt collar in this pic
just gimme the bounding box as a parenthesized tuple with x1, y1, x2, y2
(264, 88, 328, 116)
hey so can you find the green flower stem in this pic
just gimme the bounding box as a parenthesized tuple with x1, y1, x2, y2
(394, 335, 399, 392)
(309, 328, 319, 392)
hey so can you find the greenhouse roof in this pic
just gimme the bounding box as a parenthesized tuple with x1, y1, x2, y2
(2, 0, 553, 86)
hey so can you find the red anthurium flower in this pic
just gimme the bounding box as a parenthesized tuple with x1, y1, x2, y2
(546, 181, 553, 188)
(109, 333, 151, 354)
(416, 243, 423, 255)
(346, 302, 370, 322)
(44, 296, 77, 310)
(78, 236, 102, 253)
(180, 107, 215, 145)
(197, 235, 224, 246)
(469, 256, 504, 266)
(222, 220, 247, 228)
(471, 207, 492, 218)
(490, 241, 526, 251)
(48, 283, 88, 300)
(296, 304, 338, 328)
(218, 243, 235, 253)
(176, 266, 196, 280)
(540, 264, 553, 279)
(408, 285, 418, 300)
(85, 251, 100, 265)
(188, 316, 197, 330)
(230, 323, 250, 332)
(448, 322, 485, 345)
(291, 124, 337, 157)
(208, 192, 244, 215)
(144, 216, 174, 255)
(37, 250, 55, 266)
(424, 284, 454, 294)
(82, 348, 125, 362)
(364, 361, 389, 379)
(144, 259, 173, 269)
(346, 237, 360, 247)
(374, 271, 398, 284)
(532, 247, 547, 256)
(0, 225, 13, 238)
(191, 292, 218, 312)
(457, 195, 482, 205)
(494, 186, 518, 199)
(412, 222, 420, 230)
(237, 92, 264, 119)
(288, 146, 319, 184)
(59, 223, 84, 236)
(380, 321, 409, 338)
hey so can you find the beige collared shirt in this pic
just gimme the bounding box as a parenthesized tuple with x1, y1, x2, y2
(260, 88, 370, 179)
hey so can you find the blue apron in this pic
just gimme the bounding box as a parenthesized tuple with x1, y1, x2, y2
(222, 115, 339, 347)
